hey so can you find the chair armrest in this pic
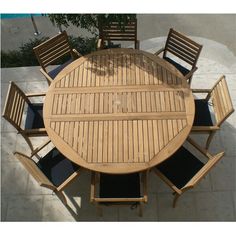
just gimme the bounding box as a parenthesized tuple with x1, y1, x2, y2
(25, 92, 46, 97)
(184, 66, 198, 81)
(154, 47, 165, 56)
(40, 68, 53, 84)
(191, 126, 220, 131)
(191, 89, 212, 93)
(97, 38, 103, 50)
(24, 128, 48, 136)
(72, 48, 82, 58)
(187, 137, 213, 159)
(30, 139, 52, 158)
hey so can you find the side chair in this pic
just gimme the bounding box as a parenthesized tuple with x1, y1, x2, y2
(14, 139, 82, 205)
(153, 137, 224, 207)
(97, 19, 139, 50)
(90, 171, 148, 216)
(2, 81, 47, 153)
(154, 28, 202, 85)
(191, 75, 234, 149)
(33, 30, 82, 85)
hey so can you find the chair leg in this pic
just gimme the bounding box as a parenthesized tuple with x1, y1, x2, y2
(56, 191, 68, 205)
(173, 193, 181, 208)
(96, 204, 103, 217)
(205, 131, 215, 149)
(138, 203, 143, 217)
(22, 135, 34, 152)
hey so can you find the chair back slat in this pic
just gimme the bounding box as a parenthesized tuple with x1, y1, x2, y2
(33, 31, 72, 69)
(99, 19, 138, 48)
(210, 76, 234, 126)
(15, 152, 54, 188)
(164, 28, 202, 67)
(2, 82, 29, 131)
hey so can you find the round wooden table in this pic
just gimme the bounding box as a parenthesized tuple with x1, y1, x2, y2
(43, 48, 195, 174)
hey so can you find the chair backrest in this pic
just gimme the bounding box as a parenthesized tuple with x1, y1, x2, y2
(14, 152, 55, 189)
(208, 76, 234, 126)
(33, 31, 73, 71)
(99, 19, 138, 48)
(2, 81, 30, 132)
(164, 28, 202, 68)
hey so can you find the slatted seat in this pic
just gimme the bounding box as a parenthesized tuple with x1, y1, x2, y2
(155, 28, 202, 85)
(33, 31, 82, 85)
(97, 19, 139, 50)
(191, 75, 234, 149)
(90, 171, 148, 216)
(2, 81, 47, 152)
(153, 137, 224, 207)
(14, 140, 81, 205)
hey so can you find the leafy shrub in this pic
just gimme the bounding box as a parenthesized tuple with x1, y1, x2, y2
(1, 35, 97, 68)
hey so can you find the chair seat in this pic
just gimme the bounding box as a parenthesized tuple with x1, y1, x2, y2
(25, 103, 44, 129)
(48, 58, 74, 79)
(156, 146, 204, 189)
(163, 56, 190, 76)
(99, 173, 141, 198)
(193, 99, 213, 126)
(37, 148, 80, 187)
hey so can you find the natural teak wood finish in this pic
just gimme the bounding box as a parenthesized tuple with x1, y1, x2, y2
(2, 81, 47, 152)
(33, 31, 82, 84)
(43, 48, 195, 174)
(97, 19, 139, 50)
(153, 137, 224, 207)
(155, 28, 202, 85)
(191, 75, 234, 149)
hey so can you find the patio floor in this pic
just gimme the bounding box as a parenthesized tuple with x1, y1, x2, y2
(1, 35, 236, 221)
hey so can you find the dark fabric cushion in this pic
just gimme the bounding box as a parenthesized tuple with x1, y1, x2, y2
(163, 56, 190, 76)
(193, 99, 213, 126)
(104, 42, 121, 49)
(48, 58, 74, 79)
(37, 148, 80, 187)
(156, 146, 204, 189)
(25, 103, 44, 129)
(99, 173, 141, 198)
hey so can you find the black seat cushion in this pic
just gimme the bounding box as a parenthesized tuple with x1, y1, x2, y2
(163, 56, 190, 76)
(48, 58, 74, 79)
(193, 99, 213, 126)
(156, 146, 204, 189)
(37, 148, 80, 187)
(99, 173, 141, 198)
(25, 103, 44, 129)
(104, 42, 121, 49)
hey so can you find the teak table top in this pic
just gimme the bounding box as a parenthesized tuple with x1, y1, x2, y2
(43, 48, 195, 174)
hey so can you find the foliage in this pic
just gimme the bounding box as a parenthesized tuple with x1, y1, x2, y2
(47, 14, 137, 34)
(1, 35, 97, 68)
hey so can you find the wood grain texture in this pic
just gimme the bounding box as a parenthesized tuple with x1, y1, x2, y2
(43, 48, 195, 173)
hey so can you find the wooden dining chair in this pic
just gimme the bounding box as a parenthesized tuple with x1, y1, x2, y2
(97, 19, 139, 50)
(154, 28, 202, 85)
(2, 81, 47, 152)
(153, 137, 224, 208)
(33, 31, 82, 85)
(191, 75, 234, 149)
(14, 140, 82, 205)
(90, 171, 148, 216)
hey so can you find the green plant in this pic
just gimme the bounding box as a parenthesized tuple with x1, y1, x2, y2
(47, 14, 136, 34)
(1, 35, 96, 68)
